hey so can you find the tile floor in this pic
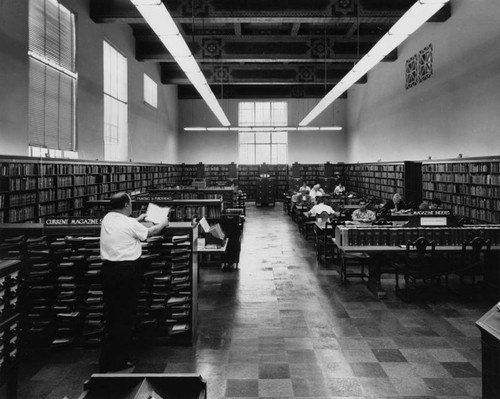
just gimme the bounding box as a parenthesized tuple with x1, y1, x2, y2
(16, 203, 493, 398)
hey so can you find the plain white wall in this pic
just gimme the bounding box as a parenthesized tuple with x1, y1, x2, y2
(346, 0, 500, 163)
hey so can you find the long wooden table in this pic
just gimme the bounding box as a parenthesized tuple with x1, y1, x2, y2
(337, 243, 500, 299)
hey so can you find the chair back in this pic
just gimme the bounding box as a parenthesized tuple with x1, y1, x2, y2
(376, 208, 390, 219)
(317, 211, 331, 222)
(406, 237, 436, 259)
(462, 236, 491, 262)
(372, 218, 392, 226)
(457, 217, 474, 226)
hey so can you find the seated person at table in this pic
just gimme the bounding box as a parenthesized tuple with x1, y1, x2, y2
(299, 182, 311, 193)
(308, 196, 338, 218)
(352, 200, 376, 223)
(418, 201, 430, 210)
(310, 184, 326, 202)
(333, 182, 346, 196)
(429, 197, 442, 210)
(294, 187, 312, 207)
(382, 193, 407, 212)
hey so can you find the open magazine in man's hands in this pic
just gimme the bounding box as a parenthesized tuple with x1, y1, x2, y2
(145, 203, 170, 224)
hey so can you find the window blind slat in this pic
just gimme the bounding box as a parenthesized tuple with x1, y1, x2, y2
(28, 59, 46, 147)
(28, 0, 76, 153)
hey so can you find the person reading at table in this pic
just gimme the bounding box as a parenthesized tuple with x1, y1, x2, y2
(308, 196, 338, 219)
(382, 193, 408, 212)
(295, 187, 312, 207)
(352, 200, 376, 223)
(334, 182, 346, 196)
(429, 197, 443, 209)
(309, 184, 325, 203)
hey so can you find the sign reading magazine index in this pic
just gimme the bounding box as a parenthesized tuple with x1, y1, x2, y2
(145, 202, 170, 224)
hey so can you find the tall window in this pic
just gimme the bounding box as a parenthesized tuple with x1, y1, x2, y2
(238, 102, 288, 164)
(103, 41, 128, 161)
(28, 0, 77, 158)
(143, 73, 158, 108)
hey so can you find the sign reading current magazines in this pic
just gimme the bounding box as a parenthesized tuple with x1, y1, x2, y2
(44, 217, 103, 226)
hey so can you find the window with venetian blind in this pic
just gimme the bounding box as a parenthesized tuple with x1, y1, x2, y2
(238, 102, 288, 164)
(28, 0, 77, 155)
(103, 41, 128, 161)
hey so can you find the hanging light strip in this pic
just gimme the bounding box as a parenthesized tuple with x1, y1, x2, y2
(130, 0, 231, 126)
(299, 0, 449, 126)
(184, 126, 343, 132)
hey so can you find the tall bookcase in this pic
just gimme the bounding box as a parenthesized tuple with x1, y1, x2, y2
(299, 164, 325, 187)
(179, 164, 198, 186)
(204, 163, 238, 186)
(422, 157, 500, 223)
(343, 162, 406, 201)
(267, 164, 289, 199)
(0, 157, 181, 223)
(237, 165, 260, 200)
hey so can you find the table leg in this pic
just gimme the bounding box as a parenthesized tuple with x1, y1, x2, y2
(367, 255, 388, 299)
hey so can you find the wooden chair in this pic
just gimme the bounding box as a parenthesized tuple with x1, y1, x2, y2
(392, 237, 446, 302)
(455, 236, 491, 288)
(315, 219, 337, 264)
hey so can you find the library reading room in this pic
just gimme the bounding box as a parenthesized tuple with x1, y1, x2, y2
(2, 0, 500, 398)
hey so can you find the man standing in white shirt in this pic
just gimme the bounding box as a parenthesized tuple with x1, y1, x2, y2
(99, 192, 168, 373)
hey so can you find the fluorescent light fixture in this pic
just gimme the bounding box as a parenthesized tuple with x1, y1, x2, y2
(184, 127, 207, 131)
(184, 126, 342, 132)
(131, 1, 230, 126)
(389, 2, 445, 36)
(320, 127, 343, 131)
(298, 127, 320, 131)
(367, 33, 409, 58)
(207, 127, 229, 131)
(299, 0, 449, 126)
(131, 0, 162, 5)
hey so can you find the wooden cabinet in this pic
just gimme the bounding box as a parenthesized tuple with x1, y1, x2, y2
(255, 177, 276, 206)
(0, 259, 21, 399)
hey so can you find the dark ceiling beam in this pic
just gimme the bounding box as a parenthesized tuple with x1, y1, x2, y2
(135, 37, 393, 62)
(161, 63, 360, 85)
(178, 84, 351, 100)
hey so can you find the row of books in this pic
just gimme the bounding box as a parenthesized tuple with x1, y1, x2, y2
(422, 162, 500, 174)
(335, 225, 500, 247)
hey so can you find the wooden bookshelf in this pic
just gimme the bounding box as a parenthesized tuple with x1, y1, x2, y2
(267, 164, 289, 199)
(237, 165, 260, 200)
(343, 162, 405, 201)
(179, 164, 198, 186)
(299, 164, 325, 187)
(149, 187, 236, 209)
(422, 156, 500, 223)
(0, 157, 182, 223)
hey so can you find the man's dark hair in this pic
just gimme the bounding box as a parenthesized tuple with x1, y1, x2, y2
(431, 198, 442, 207)
(110, 192, 130, 210)
(316, 196, 325, 204)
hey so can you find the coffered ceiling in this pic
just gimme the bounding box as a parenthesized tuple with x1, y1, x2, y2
(90, 0, 450, 99)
